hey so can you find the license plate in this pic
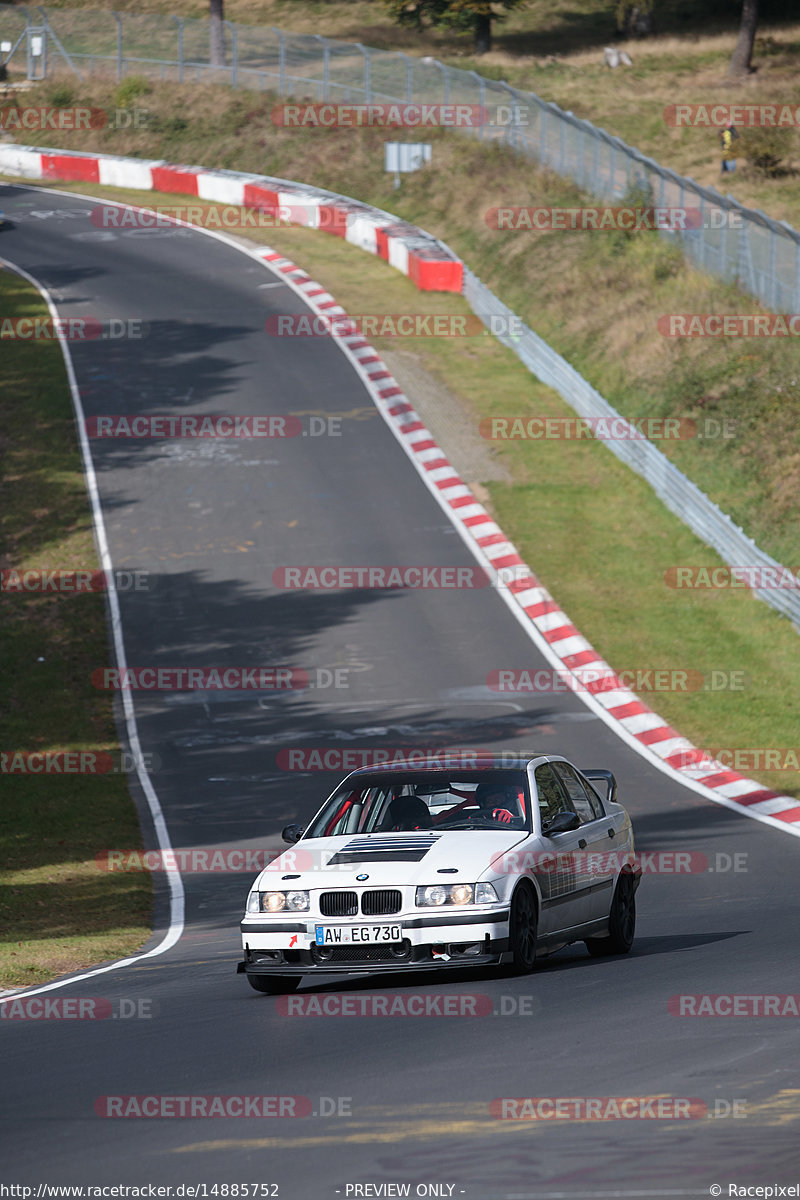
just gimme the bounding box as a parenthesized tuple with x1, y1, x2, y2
(315, 924, 402, 946)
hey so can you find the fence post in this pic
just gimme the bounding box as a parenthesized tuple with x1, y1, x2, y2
(310, 35, 329, 100)
(467, 71, 485, 140)
(498, 82, 513, 147)
(226, 21, 237, 87)
(110, 10, 122, 81)
(272, 28, 285, 95)
(172, 16, 183, 84)
(355, 44, 371, 102)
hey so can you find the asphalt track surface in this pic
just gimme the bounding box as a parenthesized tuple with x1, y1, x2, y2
(1, 182, 799, 1200)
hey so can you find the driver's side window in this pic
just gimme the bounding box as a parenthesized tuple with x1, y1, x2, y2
(534, 764, 574, 827)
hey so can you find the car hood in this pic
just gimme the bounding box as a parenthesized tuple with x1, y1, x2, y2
(254, 829, 530, 890)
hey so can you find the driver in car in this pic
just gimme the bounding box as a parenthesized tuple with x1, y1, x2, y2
(433, 782, 519, 826)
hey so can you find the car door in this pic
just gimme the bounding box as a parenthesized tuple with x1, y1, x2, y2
(532, 762, 595, 935)
(551, 760, 619, 924)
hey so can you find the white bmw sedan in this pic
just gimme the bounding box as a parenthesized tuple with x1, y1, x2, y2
(238, 755, 641, 994)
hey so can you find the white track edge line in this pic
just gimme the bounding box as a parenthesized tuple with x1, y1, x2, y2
(0, 253, 185, 1003)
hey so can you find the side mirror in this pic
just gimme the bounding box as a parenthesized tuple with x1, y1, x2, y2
(282, 823, 304, 844)
(543, 810, 581, 836)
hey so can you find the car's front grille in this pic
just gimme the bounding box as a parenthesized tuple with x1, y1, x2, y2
(311, 941, 412, 964)
(320, 890, 358, 917)
(360, 889, 402, 916)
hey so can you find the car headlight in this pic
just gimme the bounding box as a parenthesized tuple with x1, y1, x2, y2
(247, 890, 310, 913)
(415, 882, 499, 906)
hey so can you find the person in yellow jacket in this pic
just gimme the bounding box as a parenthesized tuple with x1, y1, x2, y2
(720, 125, 739, 173)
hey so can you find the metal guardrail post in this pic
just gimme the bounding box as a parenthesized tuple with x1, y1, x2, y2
(768, 226, 777, 310)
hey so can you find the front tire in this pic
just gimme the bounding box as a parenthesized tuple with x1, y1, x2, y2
(508, 883, 538, 973)
(247, 975, 301, 995)
(585, 870, 637, 957)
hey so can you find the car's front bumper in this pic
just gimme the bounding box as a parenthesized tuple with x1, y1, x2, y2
(239, 908, 510, 975)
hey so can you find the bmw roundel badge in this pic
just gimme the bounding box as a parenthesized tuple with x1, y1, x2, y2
(356, 873, 369, 881)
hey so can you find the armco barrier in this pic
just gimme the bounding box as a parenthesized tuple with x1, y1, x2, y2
(2, 145, 799, 834)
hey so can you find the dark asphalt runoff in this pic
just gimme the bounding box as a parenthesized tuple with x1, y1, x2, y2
(1, 182, 799, 1200)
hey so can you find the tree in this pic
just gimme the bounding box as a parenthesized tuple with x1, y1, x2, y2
(382, 0, 527, 56)
(210, 0, 225, 69)
(728, 0, 758, 76)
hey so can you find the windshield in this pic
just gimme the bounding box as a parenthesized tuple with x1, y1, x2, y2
(303, 770, 532, 838)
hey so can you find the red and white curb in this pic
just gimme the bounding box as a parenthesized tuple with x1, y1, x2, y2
(1, 148, 797, 839)
(0, 144, 463, 292)
(260, 246, 800, 838)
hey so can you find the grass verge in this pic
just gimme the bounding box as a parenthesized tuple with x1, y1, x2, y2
(3, 175, 799, 806)
(0, 265, 152, 989)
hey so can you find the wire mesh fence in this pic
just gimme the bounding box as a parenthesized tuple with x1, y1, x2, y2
(1, 5, 798, 312)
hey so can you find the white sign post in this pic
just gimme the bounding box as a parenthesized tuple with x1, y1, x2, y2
(384, 142, 432, 189)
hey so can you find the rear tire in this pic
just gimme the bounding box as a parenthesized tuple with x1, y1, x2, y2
(508, 883, 538, 973)
(247, 975, 301, 994)
(585, 870, 636, 957)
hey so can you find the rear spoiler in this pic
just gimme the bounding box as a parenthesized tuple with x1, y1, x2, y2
(581, 768, 617, 806)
